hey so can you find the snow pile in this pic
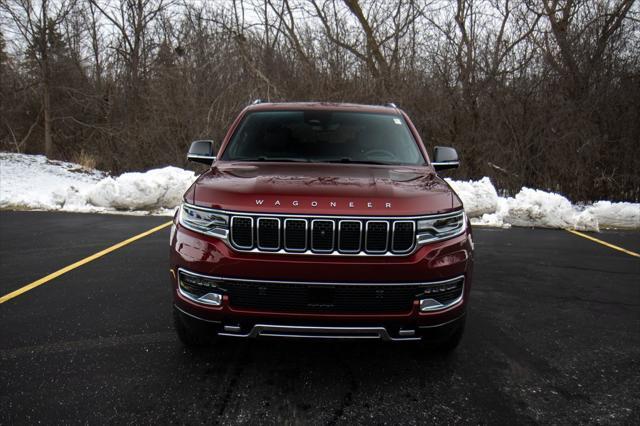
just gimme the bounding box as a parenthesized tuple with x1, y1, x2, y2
(439, 176, 638, 231)
(0, 153, 194, 215)
(502, 188, 598, 230)
(445, 177, 498, 217)
(86, 167, 195, 210)
(584, 201, 640, 230)
(1, 153, 638, 229)
(467, 188, 638, 231)
(0, 153, 105, 211)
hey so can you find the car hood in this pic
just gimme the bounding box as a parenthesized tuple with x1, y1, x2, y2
(185, 162, 461, 216)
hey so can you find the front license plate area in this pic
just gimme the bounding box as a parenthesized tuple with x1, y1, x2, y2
(306, 286, 335, 308)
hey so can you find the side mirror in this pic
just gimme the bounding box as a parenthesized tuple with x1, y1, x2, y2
(432, 146, 459, 171)
(187, 140, 216, 165)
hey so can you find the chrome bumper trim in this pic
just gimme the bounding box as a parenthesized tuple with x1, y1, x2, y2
(174, 306, 466, 340)
(218, 324, 421, 341)
(178, 267, 465, 288)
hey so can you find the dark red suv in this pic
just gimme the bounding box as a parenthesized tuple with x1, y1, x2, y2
(170, 102, 473, 350)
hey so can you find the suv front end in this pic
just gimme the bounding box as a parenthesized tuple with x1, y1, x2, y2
(170, 102, 473, 349)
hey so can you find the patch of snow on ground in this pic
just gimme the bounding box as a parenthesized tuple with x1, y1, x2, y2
(1, 153, 638, 229)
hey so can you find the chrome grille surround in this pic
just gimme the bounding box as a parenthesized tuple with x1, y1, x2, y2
(230, 216, 253, 249)
(187, 205, 466, 256)
(365, 221, 389, 253)
(337, 220, 362, 254)
(310, 219, 335, 253)
(283, 218, 307, 252)
(256, 217, 280, 251)
(391, 220, 416, 254)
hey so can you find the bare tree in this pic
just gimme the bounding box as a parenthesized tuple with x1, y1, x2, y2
(1, 0, 76, 156)
(88, 0, 168, 116)
(0, 0, 638, 199)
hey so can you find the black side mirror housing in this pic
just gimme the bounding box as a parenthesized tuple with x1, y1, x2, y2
(187, 140, 216, 165)
(432, 146, 459, 171)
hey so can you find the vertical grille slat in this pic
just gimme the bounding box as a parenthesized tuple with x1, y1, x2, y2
(257, 218, 280, 250)
(311, 220, 335, 252)
(284, 219, 307, 251)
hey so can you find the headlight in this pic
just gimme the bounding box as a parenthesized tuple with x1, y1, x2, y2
(416, 210, 466, 244)
(179, 203, 229, 238)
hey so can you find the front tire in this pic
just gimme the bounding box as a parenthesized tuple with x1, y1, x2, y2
(418, 316, 466, 354)
(173, 308, 218, 347)
(436, 317, 465, 352)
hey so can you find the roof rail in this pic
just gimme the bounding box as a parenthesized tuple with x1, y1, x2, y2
(252, 99, 263, 105)
(386, 102, 398, 108)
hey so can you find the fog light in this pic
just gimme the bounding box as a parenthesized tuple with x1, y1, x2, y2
(197, 292, 223, 306)
(420, 298, 445, 311)
(418, 278, 464, 311)
(178, 270, 224, 306)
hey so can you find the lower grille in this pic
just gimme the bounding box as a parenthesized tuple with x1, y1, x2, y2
(217, 278, 464, 313)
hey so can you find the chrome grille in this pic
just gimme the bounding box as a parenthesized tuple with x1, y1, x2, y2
(338, 220, 361, 253)
(365, 221, 388, 253)
(257, 218, 279, 250)
(228, 215, 418, 255)
(392, 221, 415, 253)
(230, 217, 253, 248)
(283, 219, 306, 251)
(311, 220, 334, 252)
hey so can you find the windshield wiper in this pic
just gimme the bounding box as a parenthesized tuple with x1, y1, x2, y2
(318, 158, 398, 166)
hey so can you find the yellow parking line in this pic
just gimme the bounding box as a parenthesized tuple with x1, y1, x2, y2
(566, 229, 640, 258)
(0, 221, 173, 304)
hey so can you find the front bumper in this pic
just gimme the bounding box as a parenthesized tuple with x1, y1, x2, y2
(170, 220, 473, 338)
(174, 304, 466, 342)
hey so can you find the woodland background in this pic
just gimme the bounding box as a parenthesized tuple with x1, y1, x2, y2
(0, 0, 638, 201)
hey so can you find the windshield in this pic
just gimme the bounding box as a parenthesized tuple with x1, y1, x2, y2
(221, 110, 426, 165)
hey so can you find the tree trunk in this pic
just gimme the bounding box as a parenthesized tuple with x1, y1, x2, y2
(43, 78, 52, 157)
(41, 0, 53, 157)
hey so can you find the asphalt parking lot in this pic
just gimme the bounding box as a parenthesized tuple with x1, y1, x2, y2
(0, 211, 638, 424)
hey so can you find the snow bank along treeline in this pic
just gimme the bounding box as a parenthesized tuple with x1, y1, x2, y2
(1, 154, 638, 231)
(0, 153, 194, 216)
